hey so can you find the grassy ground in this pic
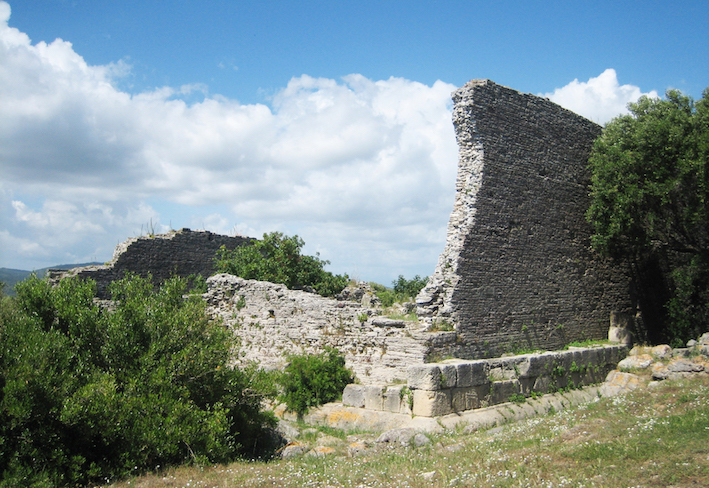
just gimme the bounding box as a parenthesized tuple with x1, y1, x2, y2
(102, 374, 709, 488)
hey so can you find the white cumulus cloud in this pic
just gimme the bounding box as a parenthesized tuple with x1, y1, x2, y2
(542, 69, 658, 124)
(0, 2, 458, 281)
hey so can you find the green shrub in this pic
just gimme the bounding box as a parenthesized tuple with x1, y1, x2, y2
(215, 232, 349, 297)
(0, 274, 275, 487)
(279, 348, 353, 416)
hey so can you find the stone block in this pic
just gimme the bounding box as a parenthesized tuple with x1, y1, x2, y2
(454, 360, 488, 387)
(490, 379, 522, 405)
(440, 363, 458, 388)
(532, 375, 552, 394)
(382, 385, 404, 413)
(364, 385, 384, 411)
(408, 364, 442, 390)
(526, 352, 560, 378)
(342, 384, 365, 408)
(451, 385, 488, 412)
(412, 389, 453, 417)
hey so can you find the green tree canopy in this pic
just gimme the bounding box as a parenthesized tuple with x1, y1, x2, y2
(587, 88, 709, 346)
(214, 232, 349, 297)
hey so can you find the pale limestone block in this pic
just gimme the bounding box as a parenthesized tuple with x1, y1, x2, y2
(651, 344, 672, 360)
(364, 385, 384, 411)
(412, 389, 452, 417)
(408, 364, 442, 390)
(342, 384, 365, 408)
(382, 385, 404, 413)
(454, 360, 488, 387)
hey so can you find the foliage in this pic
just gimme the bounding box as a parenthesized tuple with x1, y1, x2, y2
(0, 274, 275, 487)
(279, 348, 353, 416)
(371, 275, 428, 307)
(392, 274, 428, 298)
(215, 232, 349, 297)
(587, 87, 709, 346)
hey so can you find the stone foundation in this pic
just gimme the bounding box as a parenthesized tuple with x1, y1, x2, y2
(343, 344, 627, 417)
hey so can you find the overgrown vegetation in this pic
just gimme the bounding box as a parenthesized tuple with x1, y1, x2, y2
(371, 274, 428, 307)
(103, 375, 709, 488)
(587, 87, 709, 346)
(0, 274, 275, 487)
(279, 348, 353, 417)
(215, 232, 349, 297)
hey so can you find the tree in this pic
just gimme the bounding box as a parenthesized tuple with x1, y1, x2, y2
(214, 232, 349, 297)
(587, 88, 709, 346)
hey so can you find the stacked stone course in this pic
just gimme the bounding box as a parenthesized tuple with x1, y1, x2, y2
(418, 80, 633, 358)
(343, 344, 627, 417)
(48, 228, 251, 299)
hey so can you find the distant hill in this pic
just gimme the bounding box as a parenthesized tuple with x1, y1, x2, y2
(0, 263, 102, 296)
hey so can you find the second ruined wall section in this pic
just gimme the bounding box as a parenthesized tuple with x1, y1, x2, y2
(420, 80, 634, 359)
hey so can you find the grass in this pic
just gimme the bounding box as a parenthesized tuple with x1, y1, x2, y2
(101, 374, 709, 488)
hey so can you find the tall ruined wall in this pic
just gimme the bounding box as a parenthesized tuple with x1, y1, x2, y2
(50, 229, 251, 298)
(417, 80, 633, 358)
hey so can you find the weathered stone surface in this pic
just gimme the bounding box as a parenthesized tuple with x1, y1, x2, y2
(48, 229, 252, 299)
(280, 442, 308, 459)
(490, 379, 522, 404)
(382, 385, 409, 414)
(651, 344, 672, 360)
(618, 354, 654, 371)
(376, 428, 417, 447)
(599, 370, 643, 397)
(417, 79, 633, 358)
(342, 385, 366, 408)
(206, 274, 431, 385)
(364, 385, 385, 411)
(451, 385, 488, 411)
(412, 389, 452, 417)
(307, 446, 336, 457)
(408, 365, 442, 390)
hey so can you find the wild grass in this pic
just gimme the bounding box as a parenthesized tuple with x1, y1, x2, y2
(102, 374, 709, 488)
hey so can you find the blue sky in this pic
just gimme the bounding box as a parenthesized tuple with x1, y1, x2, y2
(1, 0, 707, 284)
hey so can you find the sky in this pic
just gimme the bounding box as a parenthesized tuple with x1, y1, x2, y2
(1, 1, 707, 285)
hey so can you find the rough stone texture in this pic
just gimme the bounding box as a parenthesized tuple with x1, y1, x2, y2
(205, 273, 433, 385)
(417, 80, 633, 358)
(48, 228, 251, 299)
(404, 344, 625, 417)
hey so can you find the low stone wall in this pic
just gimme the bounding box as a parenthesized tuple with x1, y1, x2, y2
(205, 274, 434, 385)
(343, 344, 627, 417)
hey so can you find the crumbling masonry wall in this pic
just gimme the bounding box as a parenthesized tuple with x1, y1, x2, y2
(417, 80, 633, 358)
(49, 229, 251, 299)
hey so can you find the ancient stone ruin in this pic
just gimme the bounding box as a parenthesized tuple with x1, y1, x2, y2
(53, 79, 643, 417)
(49, 228, 251, 299)
(417, 79, 633, 358)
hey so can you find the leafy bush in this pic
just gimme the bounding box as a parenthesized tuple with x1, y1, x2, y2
(0, 274, 275, 487)
(279, 348, 353, 416)
(215, 232, 349, 297)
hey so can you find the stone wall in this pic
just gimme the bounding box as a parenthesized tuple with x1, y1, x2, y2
(343, 344, 627, 417)
(204, 274, 436, 385)
(417, 80, 633, 358)
(49, 229, 251, 299)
